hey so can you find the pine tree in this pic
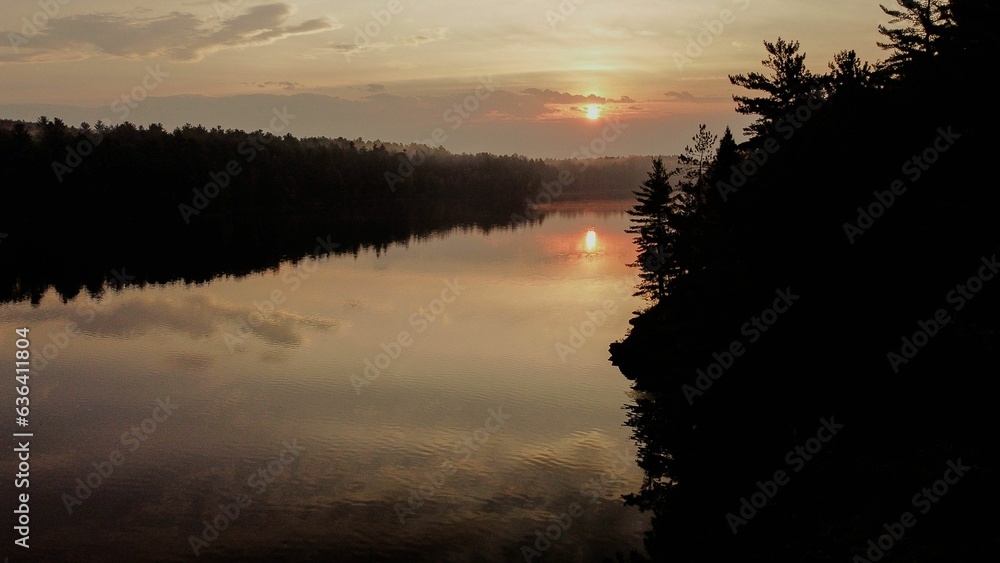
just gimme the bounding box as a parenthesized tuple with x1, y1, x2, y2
(677, 124, 718, 202)
(705, 127, 740, 207)
(826, 50, 876, 96)
(729, 38, 820, 138)
(627, 158, 686, 301)
(877, 0, 954, 77)
(711, 128, 739, 180)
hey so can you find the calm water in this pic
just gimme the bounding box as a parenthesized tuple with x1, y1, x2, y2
(1, 201, 650, 562)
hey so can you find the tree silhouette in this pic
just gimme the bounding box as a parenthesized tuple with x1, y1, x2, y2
(826, 49, 877, 96)
(626, 158, 684, 301)
(677, 124, 718, 202)
(613, 2, 1000, 561)
(0, 119, 560, 303)
(729, 38, 820, 138)
(709, 127, 740, 190)
(877, 0, 955, 77)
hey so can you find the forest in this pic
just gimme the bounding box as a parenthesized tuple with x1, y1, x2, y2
(0, 116, 662, 304)
(611, 0, 998, 560)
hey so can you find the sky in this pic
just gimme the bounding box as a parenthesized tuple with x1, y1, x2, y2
(1, 0, 890, 157)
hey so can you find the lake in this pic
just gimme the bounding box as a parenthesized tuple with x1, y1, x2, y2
(1, 200, 650, 562)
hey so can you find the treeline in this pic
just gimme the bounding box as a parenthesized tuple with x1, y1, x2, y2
(0, 120, 553, 304)
(612, 1, 998, 561)
(544, 156, 680, 201)
(0, 118, 677, 303)
(1, 119, 548, 227)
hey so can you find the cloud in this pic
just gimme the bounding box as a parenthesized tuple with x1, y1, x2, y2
(663, 91, 729, 104)
(403, 27, 448, 47)
(589, 27, 659, 40)
(521, 89, 636, 106)
(664, 91, 697, 102)
(1, 3, 339, 63)
(588, 27, 633, 40)
(522, 88, 605, 104)
(323, 41, 394, 56)
(319, 26, 446, 59)
(3, 293, 349, 349)
(351, 88, 560, 120)
(248, 81, 303, 91)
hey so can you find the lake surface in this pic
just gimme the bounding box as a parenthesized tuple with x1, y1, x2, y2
(1, 201, 650, 562)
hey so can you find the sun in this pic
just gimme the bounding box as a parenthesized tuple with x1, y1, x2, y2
(586, 105, 601, 120)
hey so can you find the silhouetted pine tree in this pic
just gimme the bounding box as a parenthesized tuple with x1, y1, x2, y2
(626, 157, 685, 301)
(677, 124, 717, 203)
(826, 50, 877, 97)
(877, 0, 955, 78)
(729, 38, 821, 138)
(708, 127, 740, 189)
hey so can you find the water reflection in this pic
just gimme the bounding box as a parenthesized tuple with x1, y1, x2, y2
(0, 201, 650, 561)
(585, 230, 598, 253)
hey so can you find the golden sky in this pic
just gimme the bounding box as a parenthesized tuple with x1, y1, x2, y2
(1, 0, 889, 156)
